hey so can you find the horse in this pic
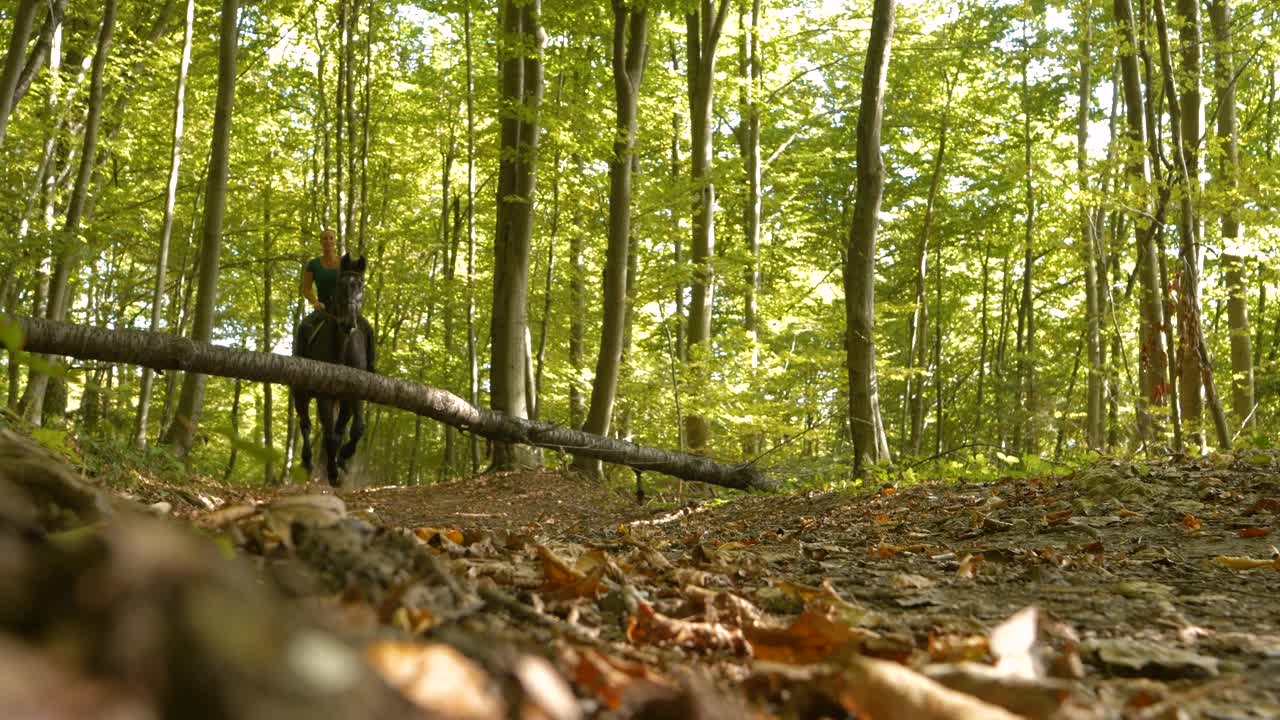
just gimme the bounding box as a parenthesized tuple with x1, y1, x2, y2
(291, 253, 375, 487)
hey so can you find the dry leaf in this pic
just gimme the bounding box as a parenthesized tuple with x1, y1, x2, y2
(923, 663, 1074, 720)
(1182, 514, 1202, 530)
(956, 554, 983, 578)
(744, 609, 873, 664)
(562, 646, 667, 711)
(927, 633, 989, 663)
(366, 641, 504, 720)
(1213, 554, 1280, 571)
(512, 654, 580, 720)
(1236, 527, 1272, 538)
(414, 527, 465, 547)
(827, 655, 1022, 720)
(537, 545, 606, 599)
(626, 602, 750, 655)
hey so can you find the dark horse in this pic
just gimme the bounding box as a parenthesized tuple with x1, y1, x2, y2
(292, 254, 375, 486)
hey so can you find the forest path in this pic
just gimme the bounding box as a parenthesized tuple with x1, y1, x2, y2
(17, 436, 1280, 719)
(245, 452, 1280, 717)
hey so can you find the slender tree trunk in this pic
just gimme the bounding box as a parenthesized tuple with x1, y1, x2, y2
(740, 0, 762, 365)
(11, 0, 68, 111)
(533, 76, 562, 422)
(357, 3, 373, 257)
(344, 0, 359, 250)
(1078, 1, 1104, 450)
(995, 254, 1013, 448)
(683, 0, 730, 452)
(464, 0, 480, 474)
(24, 0, 117, 427)
(670, 40, 686, 366)
(441, 136, 458, 478)
(906, 80, 951, 456)
(1152, 0, 1230, 449)
(577, 0, 648, 479)
(844, 0, 896, 475)
(334, 0, 347, 248)
(1114, 0, 1169, 447)
(490, 0, 545, 470)
(223, 376, 242, 482)
(932, 225, 944, 455)
(0, 0, 40, 148)
(135, 0, 194, 448)
(1013, 51, 1038, 456)
(261, 180, 275, 484)
(568, 162, 585, 428)
(1170, 0, 1205, 445)
(975, 238, 991, 437)
(161, 0, 239, 455)
(1209, 0, 1253, 430)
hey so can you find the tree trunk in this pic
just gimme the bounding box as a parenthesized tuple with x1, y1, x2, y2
(683, 0, 730, 452)
(740, 0, 762, 361)
(24, 0, 117, 427)
(261, 179, 275, 484)
(1169, 0, 1204, 445)
(16, 317, 779, 492)
(1113, 0, 1169, 447)
(844, 0, 895, 475)
(975, 238, 991, 437)
(568, 159, 585, 428)
(1152, 0, 1230, 450)
(135, 0, 194, 448)
(1017, 56, 1038, 456)
(1209, 0, 1253, 430)
(576, 1, 648, 479)
(1078, 0, 1104, 450)
(490, 0, 545, 470)
(223, 376, 242, 482)
(464, 0, 480, 474)
(161, 0, 239, 456)
(0, 0, 40, 148)
(11, 0, 68, 111)
(906, 80, 950, 456)
(441, 139, 459, 478)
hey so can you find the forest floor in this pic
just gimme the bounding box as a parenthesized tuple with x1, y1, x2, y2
(4, 432, 1280, 719)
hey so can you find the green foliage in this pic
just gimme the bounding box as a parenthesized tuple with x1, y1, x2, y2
(1, 0, 1279, 488)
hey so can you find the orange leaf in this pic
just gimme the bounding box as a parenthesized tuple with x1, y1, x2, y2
(536, 545, 605, 600)
(367, 641, 504, 719)
(1237, 527, 1273, 538)
(414, 527, 465, 547)
(1182, 514, 1202, 530)
(957, 554, 983, 578)
(1043, 509, 1073, 525)
(561, 646, 666, 711)
(744, 610, 873, 664)
(626, 602, 750, 654)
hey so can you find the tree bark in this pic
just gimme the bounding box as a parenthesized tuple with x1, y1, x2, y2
(576, 0, 648, 479)
(844, 0, 895, 475)
(135, 0, 195, 448)
(683, 0, 730, 452)
(906, 80, 950, 456)
(15, 317, 779, 492)
(24, 0, 117, 427)
(0, 0, 40, 148)
(261, 179, 275, 484)
(1209, 0, 1253, 429)
(1113, 0, 1169, 447)
(1016, 55, 1038, 456)
(1152, 0, 1230, 450)
(464, 0, 481, 474)
(1078, 0, 1104, 450)
(10, 0, 68, 111)
(1172, 0, 1204, 445)
(161, 0, 239, 455)
(490, 0, 545, 469)
(568, 158, 585, 428)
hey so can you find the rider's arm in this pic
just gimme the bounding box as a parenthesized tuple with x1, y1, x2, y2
(301, 268, 322, 310)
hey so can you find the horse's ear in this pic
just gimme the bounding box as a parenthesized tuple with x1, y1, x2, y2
(355, 256, 366, 273)
(341, 253, 351, 270)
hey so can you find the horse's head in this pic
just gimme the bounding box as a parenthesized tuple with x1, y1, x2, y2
(334, 253, 367, 330)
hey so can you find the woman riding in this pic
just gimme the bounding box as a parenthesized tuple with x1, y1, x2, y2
(296, 228, 340, 350)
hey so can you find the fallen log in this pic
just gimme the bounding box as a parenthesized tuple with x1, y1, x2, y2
(12, 316, 778, 492)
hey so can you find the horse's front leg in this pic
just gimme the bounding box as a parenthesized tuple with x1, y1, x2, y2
(317, 395, 340, 487)
(339, 399, 364, 468)
(293, 390, 313, 478)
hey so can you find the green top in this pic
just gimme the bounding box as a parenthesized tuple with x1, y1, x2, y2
(307, 257, 339, 307)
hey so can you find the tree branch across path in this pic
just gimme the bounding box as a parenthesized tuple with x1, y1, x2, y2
(12, 316, 778, 492)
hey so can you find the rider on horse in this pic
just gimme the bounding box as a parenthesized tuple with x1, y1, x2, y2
(297, 228, 373, 366)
